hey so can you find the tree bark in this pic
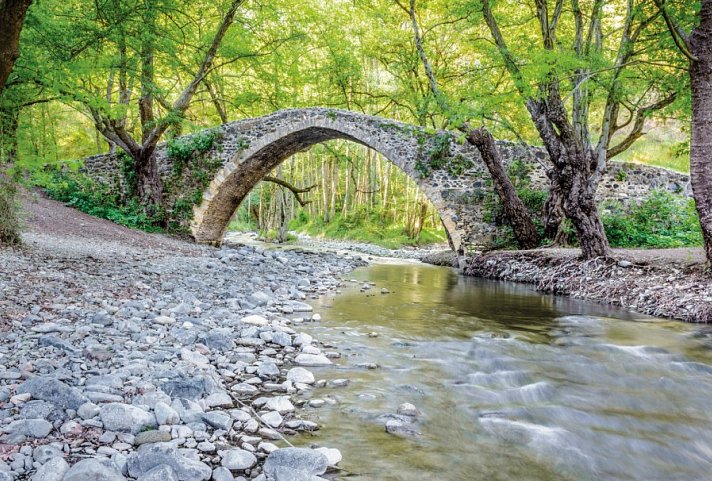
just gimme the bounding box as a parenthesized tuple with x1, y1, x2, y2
(467, 127, 539, 250)
(0, 0, 32, 94)
(689, 0, 712, 265)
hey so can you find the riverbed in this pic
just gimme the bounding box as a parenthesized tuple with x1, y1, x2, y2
(294, 262, 712, 481)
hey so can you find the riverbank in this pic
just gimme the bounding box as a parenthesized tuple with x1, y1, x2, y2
(0, 194, 367, 480)
(225, 231, 447, 262)
(463, 248, 712, 323)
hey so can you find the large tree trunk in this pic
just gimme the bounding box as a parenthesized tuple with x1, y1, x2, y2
(135, 151, 163, 209)
(543, 182, 565, 243)
(554, 155, 610, 259)
(467, 127, 539, 250)
(689, 0, 712, 265)
(0, 0, 32, 93)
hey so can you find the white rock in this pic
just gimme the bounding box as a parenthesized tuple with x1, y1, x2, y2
(286, 367, 315, 384)
(154, 315, 176, 325)
(260, 411, 283, 428)
(154, 401, 180, 425)
(264, 396, 294, 414)
(241, 315, 268, 326)
(220, 448, 257, 470)
(314, 447, 342, 466)
(294, 354, 331, 366)
(292, 333, 313, 347)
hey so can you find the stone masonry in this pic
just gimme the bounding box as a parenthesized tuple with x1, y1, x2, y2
(82, 108, 692, 254)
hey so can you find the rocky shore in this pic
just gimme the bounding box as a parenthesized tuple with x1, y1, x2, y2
(464, 249, 712, 323)
(0, 196, 369, 481)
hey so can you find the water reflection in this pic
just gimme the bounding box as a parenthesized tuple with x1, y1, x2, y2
(293, 262, 712, 481)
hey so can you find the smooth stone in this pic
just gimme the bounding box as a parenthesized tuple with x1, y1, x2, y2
(31, 456, 69, 481)
(294, 354, 331, 366)
(16, 377, 88, 410)
(263, 448, 328, 480)
(205, 392, 233, 409)
(292, 334, 312, 347)
(63, 458, 126, 481)
(136, 464, 179, 481)
(286, 368, 314, 385)
(240, 315, 268, 326)
(270, 331, 292, 347)
(257, 362, 280, 378)
(220, 449, 257, 470)
(77, 402, 100, 420)
(314, 447, 342, 466)
(100, 403, 157, 434)
(385, 420, 420, 437)
(134, 430, 172, 446)
(202, 411, 233, 431)
(397, 402, 420, 417)
(127, 443, 212, 481)
(154, 402, 180, 425)
(260, 411, 283, 428)
(33, 444, 63, 464)
(211, 466, 234, 481)
(4, 419, 53, 438)
(264, 396, 294, 414)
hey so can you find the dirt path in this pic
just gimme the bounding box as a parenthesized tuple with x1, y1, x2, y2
(19, 191, 203, 257)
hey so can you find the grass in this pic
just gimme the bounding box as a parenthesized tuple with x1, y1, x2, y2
(228, 210, 448, 249)
(613, 123, 690, 173)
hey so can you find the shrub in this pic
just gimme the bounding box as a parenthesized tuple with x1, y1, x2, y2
(38, 168, 162, 232)
(601, 191, 702, 248)
(0, 173, 22, 245)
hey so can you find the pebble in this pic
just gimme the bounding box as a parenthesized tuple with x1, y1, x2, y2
(0, 229, 367, 480)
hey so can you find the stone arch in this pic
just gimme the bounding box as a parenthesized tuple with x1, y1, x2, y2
(190, 108, 476, 252)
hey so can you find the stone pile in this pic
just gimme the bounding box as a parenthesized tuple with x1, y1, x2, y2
(0, 238, 367, 481)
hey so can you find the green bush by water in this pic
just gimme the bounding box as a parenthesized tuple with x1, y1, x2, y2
(602, 191, 702, 248)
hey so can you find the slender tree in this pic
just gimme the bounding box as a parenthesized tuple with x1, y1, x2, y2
(398, 0, 540, 250)
(476, 0, 676, 258)
(654, 0, 712, 266)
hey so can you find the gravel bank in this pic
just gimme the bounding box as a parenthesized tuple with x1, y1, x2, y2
(0, 195, 368, 481)
(464, 250, 712, 323)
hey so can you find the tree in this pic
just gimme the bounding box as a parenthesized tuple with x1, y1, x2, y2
(87, 0, 245, 209)
(654, 0, 712, 266)
(0, 0, 32, 93)
(0, 0, 33, 245)
(22, 0, 245, 214)
(471, 0, 677, 258)
(398, 0, 540, 250)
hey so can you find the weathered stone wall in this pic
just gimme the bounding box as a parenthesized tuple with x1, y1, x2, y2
(81, 108, 692, 253)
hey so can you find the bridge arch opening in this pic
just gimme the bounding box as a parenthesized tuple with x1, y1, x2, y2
(225, 139, 448, 247)
(191, 115, 462, 249)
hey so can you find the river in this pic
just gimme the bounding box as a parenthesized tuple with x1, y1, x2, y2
(290, 261, 712, 481)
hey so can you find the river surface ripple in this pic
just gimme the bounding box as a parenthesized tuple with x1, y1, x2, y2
(293, 262, 712, 481)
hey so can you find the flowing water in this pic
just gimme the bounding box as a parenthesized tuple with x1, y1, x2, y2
(291, 262, 712, 481)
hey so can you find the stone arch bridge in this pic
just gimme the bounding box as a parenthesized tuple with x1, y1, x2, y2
(82, 108, 691, 254)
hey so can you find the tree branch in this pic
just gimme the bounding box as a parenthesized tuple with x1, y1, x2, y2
(653, 0, 697, 61)
(606, 92, 678, 159)
(263, 176, 316, 206)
